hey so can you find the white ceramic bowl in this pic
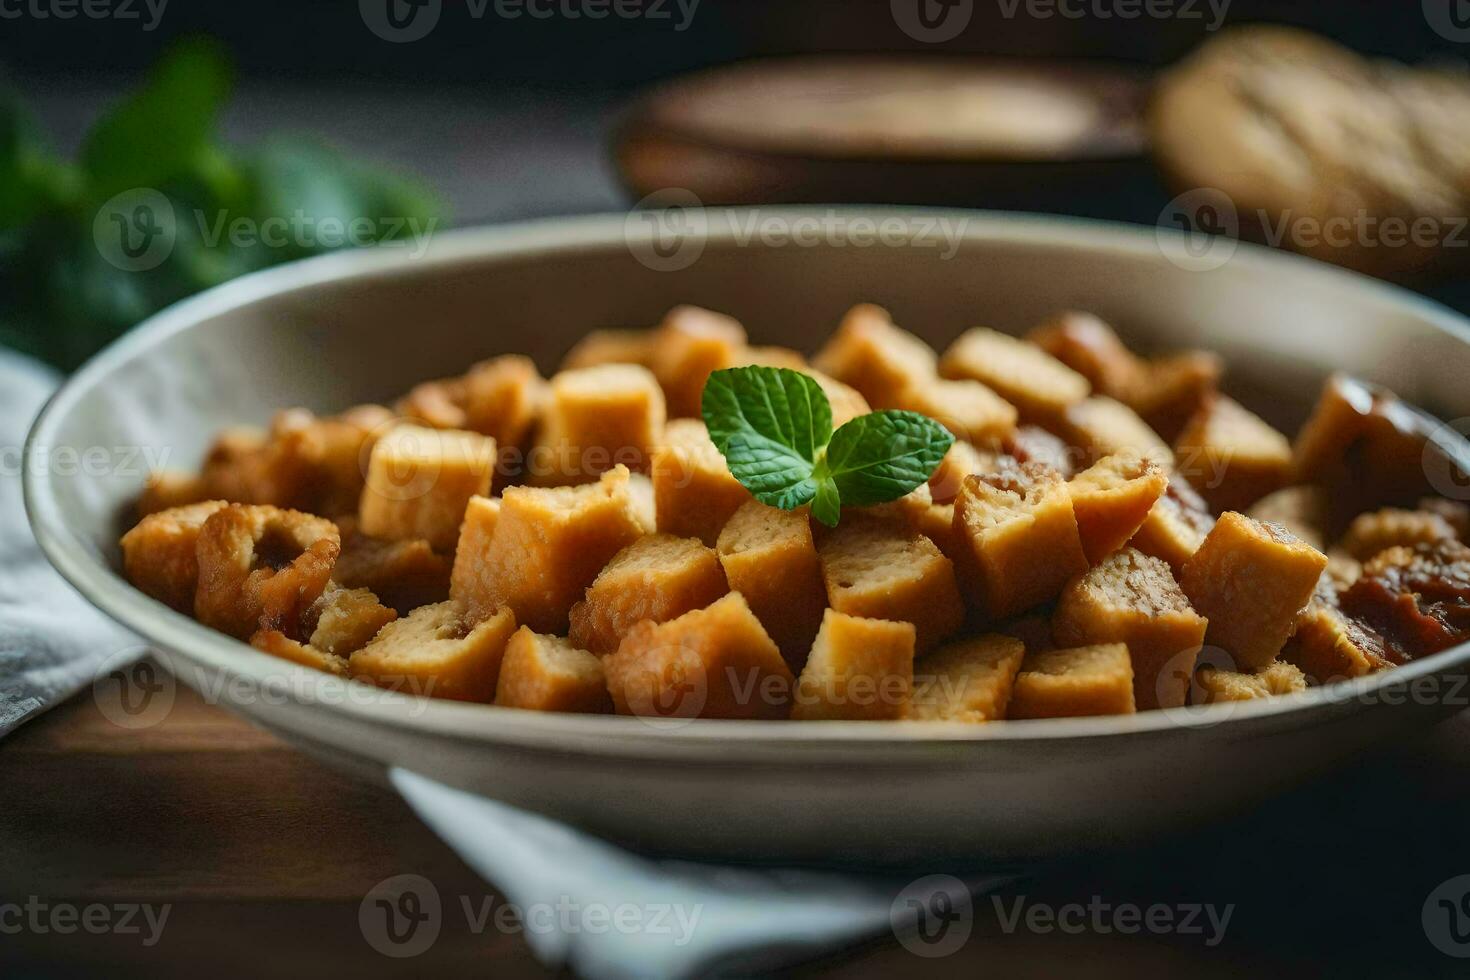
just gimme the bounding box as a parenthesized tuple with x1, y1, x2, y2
(25, 209, 1470, 867)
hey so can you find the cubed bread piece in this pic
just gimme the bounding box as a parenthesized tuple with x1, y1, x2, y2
(1129, 476, 1216, 576)
(952, 462, 1088, 620)
(494, 627, 612, 713)
(194, 505, 341, 639)
(1126, 351, 1222, 443)
(626, 472, 656, 532)
(1060, 396, 1174, 471)
(561, 329, 657, 371)
(460, 355, 547, 455)
(1281, 594, 1393, 682)
(812, 303, 938, 408)
(1007, 644, 1136, 719)
(1179, 512, 1328, 669)
(349, 602, 517, 702)
(136, 472, 210, 517)
(818, 518, 964, 651)
(650, 305, 747, 417)
(121, 501, 228, 611)
(651, 418, 751, 545)
(805, 369, 872, 427)
(449, 495, 500, 605)
(334, 515, 451, 615)
(734, 345, 810, 371)
(890, 377, 1017, 447)
(929, 440, 1003, 504)
(249, 629, 348, 676)
(1339, 508, 1457, 561)
(1194, 660, 1307, 703)
(1174, 395, 1291, 513)
(1068, 455, 1169, 564)
(909, 634, 1025, 722)
(1292, 374, 1430, 515)
(253, 405, 396, 517)
(940, 327, 1090, 425)
(199, 426, 269, 503)
(1025, 311, 1145, 399)
(604, 592, 794, 720)
(791, 611, 915, 721)
(452, 466, 644, 633)
(1246, 486, 1330, 552)
(306, 586, 398, 656)
(1004, 425, 1079, 478)
(530, 364, 666, 485)
(359, 424, 497, 551)
(569, 534, 728, 655)
(716, 500, 828, 670)
(1053, 548, 1207, 710)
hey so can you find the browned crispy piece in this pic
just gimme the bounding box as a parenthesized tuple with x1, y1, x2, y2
(890, 377, 1017, 447)
(1053, 548, 1207, 710)
(1194, 660, 1307, 703)
(1339, 508, 1458, 561)
(941, 327, 1090, 426)
(928, 440, 1003, 504)
(604, 593, 794, 720)
(1025, 311, 1145, 400)
(716, 500, 828, 670)
(650, 418, 751, 545)
(1175, 395, 1291, 513)
(1339, 541, 1470, 663)
(1067, 455, 1169, 565)
(818, 517, 965, 652)
(1060, 396, 1174, 471)
(1129, 476, 1216, 576)
(452, 466, 644, 633)
(306, 585, 397, 656)
(1127, 351, 1222, 443)
(909, 634, 1025, 723)
(791, 610, 915, 721)
(812, 303, 938, 409)
(199, 426, 270, 503)
(561, 329, 657, 371)
(359, 424, 497, 551)
(494, 628, 612, 714)
(194, 505, 341, 639)
(398, 356, 547, 461)
(1003, 425, 1078, 478)
(530, 364, 666, 485)
(1007, 644, 1136, 719)
(1246, 486, 1331, 552)
(650, 305, 747, 418)
(1281, 587, 1392, 682)
(1179, 512, 1328, 669)
(952, 462, 1088, 620)
(334, 515, 451, 615)
(449, 495, 500, 608)
(350, 602, 517, 702)
(121, 501, 229, 611)
(249, 629, 349, 676)
(136, 472, 210, 517)
(569, 534, 728, 655)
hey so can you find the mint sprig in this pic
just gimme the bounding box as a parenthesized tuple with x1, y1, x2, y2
(702, 366, 954, 527)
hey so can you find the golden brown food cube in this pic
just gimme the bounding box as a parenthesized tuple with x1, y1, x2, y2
(952, 462, 1088, 620)
(604, 592, 794, 720)
(449, 495, 500, 605)
(1025, 311, 1144, 399)
(1127, 351, 1222, 443)
(359, 424, 497, 551)
(716, 500, 828, 670)
(1007, 644, 1136, 719)
(121, 501, 228, 611)
(805, 369, 872, 427)
(1292, 374, 1431, 513)
(260, 405, 397, 517)
(650, 418, 751, 546)
(1179, 512, 1328, 670)
(650, 305, 747, 418)
(1067, 454, 1169, 565)
(249, 629, 349, 676)
(334, 515, 451, 615)
(306, 586, 398, 657)
(530, 364, 666, 485)
(1174, 395, 1291, 513)
(812, 303, 938, 408)
(569, 533, 728, 655)
(940, 327, 1090, 425)
(791, 610, 915, 721)
(1245, 486, 1330, 552)
(561, 329, 657, 371)
(400, 356, 546, 458)
(1060, 396, 1174, 471)
(1281, 593, 1392, 682)
(928, 440, 1002, 504)
(890, 377, 1017, 447)
(1052, 548, 1208, 710)
(199, 426, 269, 503)
(136, 471, 209, 517)
(1129, 476, 1216, 576)
(1339, 508, 1458, 561)
(1004, 425, 1079, 478)
(1194, 660, 1307, 703)
(194, 505, 341, 640)
(452, 466, 644, 634)
(818, 518, 965, 652)
(349, 602, 517, 702)
(494, 627, 612, 714)
(909, 634, 1025, 723)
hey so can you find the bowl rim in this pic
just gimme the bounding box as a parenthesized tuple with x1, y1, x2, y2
(24, 206, 1470, 761)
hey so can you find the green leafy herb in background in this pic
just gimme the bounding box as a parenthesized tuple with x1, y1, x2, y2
(0, 37, 444, 370)
(702, 366, 954, 527)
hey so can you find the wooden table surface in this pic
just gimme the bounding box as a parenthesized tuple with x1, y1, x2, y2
(4, 660, 1470, 978)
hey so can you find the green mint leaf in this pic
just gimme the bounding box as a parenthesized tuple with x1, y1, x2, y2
(823, 410, 954, 506)
(702, 366, 832, 462)
(724, 432, 818, 511)
(811, 477, 842, 527)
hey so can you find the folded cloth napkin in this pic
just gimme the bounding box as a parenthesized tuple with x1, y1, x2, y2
(2, 348, 1006, 977)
